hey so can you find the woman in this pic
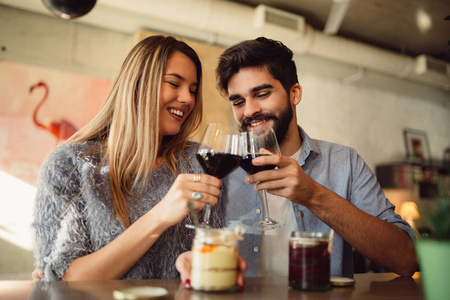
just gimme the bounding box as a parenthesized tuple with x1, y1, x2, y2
(32, 35, 223, 281)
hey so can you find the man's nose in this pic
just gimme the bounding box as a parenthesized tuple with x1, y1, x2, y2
(243, 99, 262, 118)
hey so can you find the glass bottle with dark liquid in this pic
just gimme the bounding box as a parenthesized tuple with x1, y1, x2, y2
(289, 231, 330, 291)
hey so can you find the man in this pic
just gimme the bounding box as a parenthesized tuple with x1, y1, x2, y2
(177, 37, 417, 284)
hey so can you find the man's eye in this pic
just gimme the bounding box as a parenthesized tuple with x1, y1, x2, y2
(232, 99, 245, 107)
(257, 92, 270, 98)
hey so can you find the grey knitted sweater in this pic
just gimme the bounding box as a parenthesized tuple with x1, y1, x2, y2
(32, 141, 224, 281)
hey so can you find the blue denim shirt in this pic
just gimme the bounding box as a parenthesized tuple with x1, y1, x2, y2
(222, 127, 415, 278)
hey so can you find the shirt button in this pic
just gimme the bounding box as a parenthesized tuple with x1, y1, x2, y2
(256, 209, 261, 214)
(253, 247, 259, 253)
(44, 257, 50, 263)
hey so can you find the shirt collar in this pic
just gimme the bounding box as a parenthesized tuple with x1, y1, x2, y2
(297, 126, 320, 165)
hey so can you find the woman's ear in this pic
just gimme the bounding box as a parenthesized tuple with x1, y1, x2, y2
(291, 83, 302, 106)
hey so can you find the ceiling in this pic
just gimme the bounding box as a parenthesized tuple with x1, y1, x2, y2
(230, 0, 450, 63)
(2, 0, 449, 63)
(1, 0, 449, 98)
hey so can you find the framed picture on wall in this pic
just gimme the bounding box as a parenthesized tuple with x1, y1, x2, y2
(403, 128, 431, 162)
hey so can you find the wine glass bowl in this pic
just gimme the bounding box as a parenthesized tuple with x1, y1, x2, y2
(195, 123, 241, 227)
(240, 154, 277, 175)
(240, 128, 286, 231)
(196, 150, 242, 179)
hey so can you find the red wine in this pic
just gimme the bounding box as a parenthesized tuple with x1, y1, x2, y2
(240, 154, 276, 175)
(196, 153, 241, 179)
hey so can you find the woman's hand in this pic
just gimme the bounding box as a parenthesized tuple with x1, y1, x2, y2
(151, 174, 221, 227)
(175, 251, 248, 291)
(31, 268, 44, 281)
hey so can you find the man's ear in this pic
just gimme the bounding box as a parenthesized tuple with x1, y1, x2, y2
(291, 83, 302, 106)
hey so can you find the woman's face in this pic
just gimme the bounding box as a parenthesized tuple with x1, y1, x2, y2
(159, 51, 198, 137)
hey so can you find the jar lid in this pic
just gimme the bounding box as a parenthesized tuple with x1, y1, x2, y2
(291, 231, 329, 239)
(195, 226, 245, 244)
(330, 276, 355, 287)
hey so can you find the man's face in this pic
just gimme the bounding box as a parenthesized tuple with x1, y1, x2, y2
(227, 66, 293, 145)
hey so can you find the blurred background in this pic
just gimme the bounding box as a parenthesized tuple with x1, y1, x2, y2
(0, 0, 449, 278)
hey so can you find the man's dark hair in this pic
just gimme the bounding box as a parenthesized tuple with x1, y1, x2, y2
(216, 37, 298, 96)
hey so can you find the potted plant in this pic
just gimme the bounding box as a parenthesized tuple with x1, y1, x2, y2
(416, 196, 450, 300)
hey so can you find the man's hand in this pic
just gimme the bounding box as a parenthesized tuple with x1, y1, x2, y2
(175, 251, 248, 291)
(245, 149, 319, 207)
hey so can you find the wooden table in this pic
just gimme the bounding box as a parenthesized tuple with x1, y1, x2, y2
(0, 272, 424, 300)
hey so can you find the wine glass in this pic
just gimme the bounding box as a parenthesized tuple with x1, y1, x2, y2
(195, 123, 241, 227)
(240, 128, 286, 231)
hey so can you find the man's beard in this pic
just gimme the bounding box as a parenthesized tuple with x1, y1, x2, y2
(239, 100, 293, 146)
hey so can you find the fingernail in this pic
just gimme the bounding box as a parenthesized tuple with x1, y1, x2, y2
(184, 279, 191, 290)
(238, 279, 246, 292)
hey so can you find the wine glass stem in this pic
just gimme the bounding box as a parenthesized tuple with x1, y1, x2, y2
(258, 190, 271, 222)
(202, 204, 211, 225)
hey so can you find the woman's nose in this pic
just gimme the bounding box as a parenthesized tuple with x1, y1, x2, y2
(178, 87, 195, 105)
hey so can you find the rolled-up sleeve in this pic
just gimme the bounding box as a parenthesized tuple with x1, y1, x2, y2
(349, 149, 416, 243)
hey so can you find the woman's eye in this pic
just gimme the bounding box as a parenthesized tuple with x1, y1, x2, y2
(190, 89, 197, 95)
(167, 81, 179, 88)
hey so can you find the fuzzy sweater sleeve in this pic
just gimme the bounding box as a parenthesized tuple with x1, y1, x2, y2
(32, 144, 93, 281)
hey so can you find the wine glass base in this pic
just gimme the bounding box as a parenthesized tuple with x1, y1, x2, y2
(252, 218, 286, 231)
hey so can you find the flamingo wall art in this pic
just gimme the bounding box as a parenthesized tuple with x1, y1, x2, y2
(29, 81, 78, 141)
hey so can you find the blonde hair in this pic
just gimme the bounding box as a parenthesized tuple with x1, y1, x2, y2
(69, 35, 203, 227)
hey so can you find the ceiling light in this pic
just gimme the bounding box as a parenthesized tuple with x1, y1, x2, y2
(42, 0, 97, 20)
(416, 8, 433, 33)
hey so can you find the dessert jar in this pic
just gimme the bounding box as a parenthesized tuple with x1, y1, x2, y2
(191, 227, 241, 292)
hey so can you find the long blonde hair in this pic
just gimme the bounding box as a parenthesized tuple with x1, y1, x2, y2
(69, 36, 203, 227)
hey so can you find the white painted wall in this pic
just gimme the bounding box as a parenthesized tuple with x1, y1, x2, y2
(0, 5, 132, 79)
(297, 73, 450, 171)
